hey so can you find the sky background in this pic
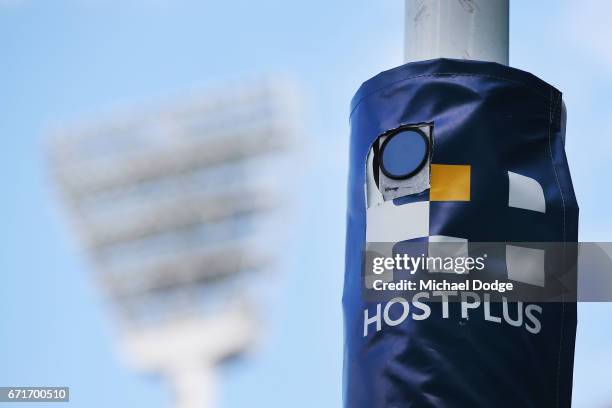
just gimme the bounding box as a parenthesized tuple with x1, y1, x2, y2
(1, 0, 612, 407)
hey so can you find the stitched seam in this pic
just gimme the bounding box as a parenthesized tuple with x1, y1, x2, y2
(350, 72, 553, 118)
(549, 91, 566, 242)
(548, 89, 566, 408)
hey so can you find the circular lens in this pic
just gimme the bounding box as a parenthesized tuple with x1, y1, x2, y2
(380, 129, 428, 180)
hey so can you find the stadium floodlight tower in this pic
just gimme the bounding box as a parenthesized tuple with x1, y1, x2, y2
(47, 80, 299, 408)
(404, 0, 509, 64)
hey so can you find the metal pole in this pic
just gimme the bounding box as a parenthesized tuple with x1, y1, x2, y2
(404, 0, 509, 65)
(171, 364, 217, 408)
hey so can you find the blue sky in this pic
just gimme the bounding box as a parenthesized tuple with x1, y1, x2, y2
(1, 1, 612, 407)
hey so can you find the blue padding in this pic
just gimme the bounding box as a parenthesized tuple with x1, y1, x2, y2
(344, 59, 578, 408)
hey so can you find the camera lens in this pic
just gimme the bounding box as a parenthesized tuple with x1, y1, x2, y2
(380, 129, 428, 180)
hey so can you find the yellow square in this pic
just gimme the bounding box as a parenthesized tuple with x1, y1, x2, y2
(430, 164, 471, 201)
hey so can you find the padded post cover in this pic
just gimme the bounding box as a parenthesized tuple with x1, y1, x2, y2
(344, 59, 578, 408)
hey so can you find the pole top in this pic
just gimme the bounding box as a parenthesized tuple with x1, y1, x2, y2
(404, 0, 509, 65)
